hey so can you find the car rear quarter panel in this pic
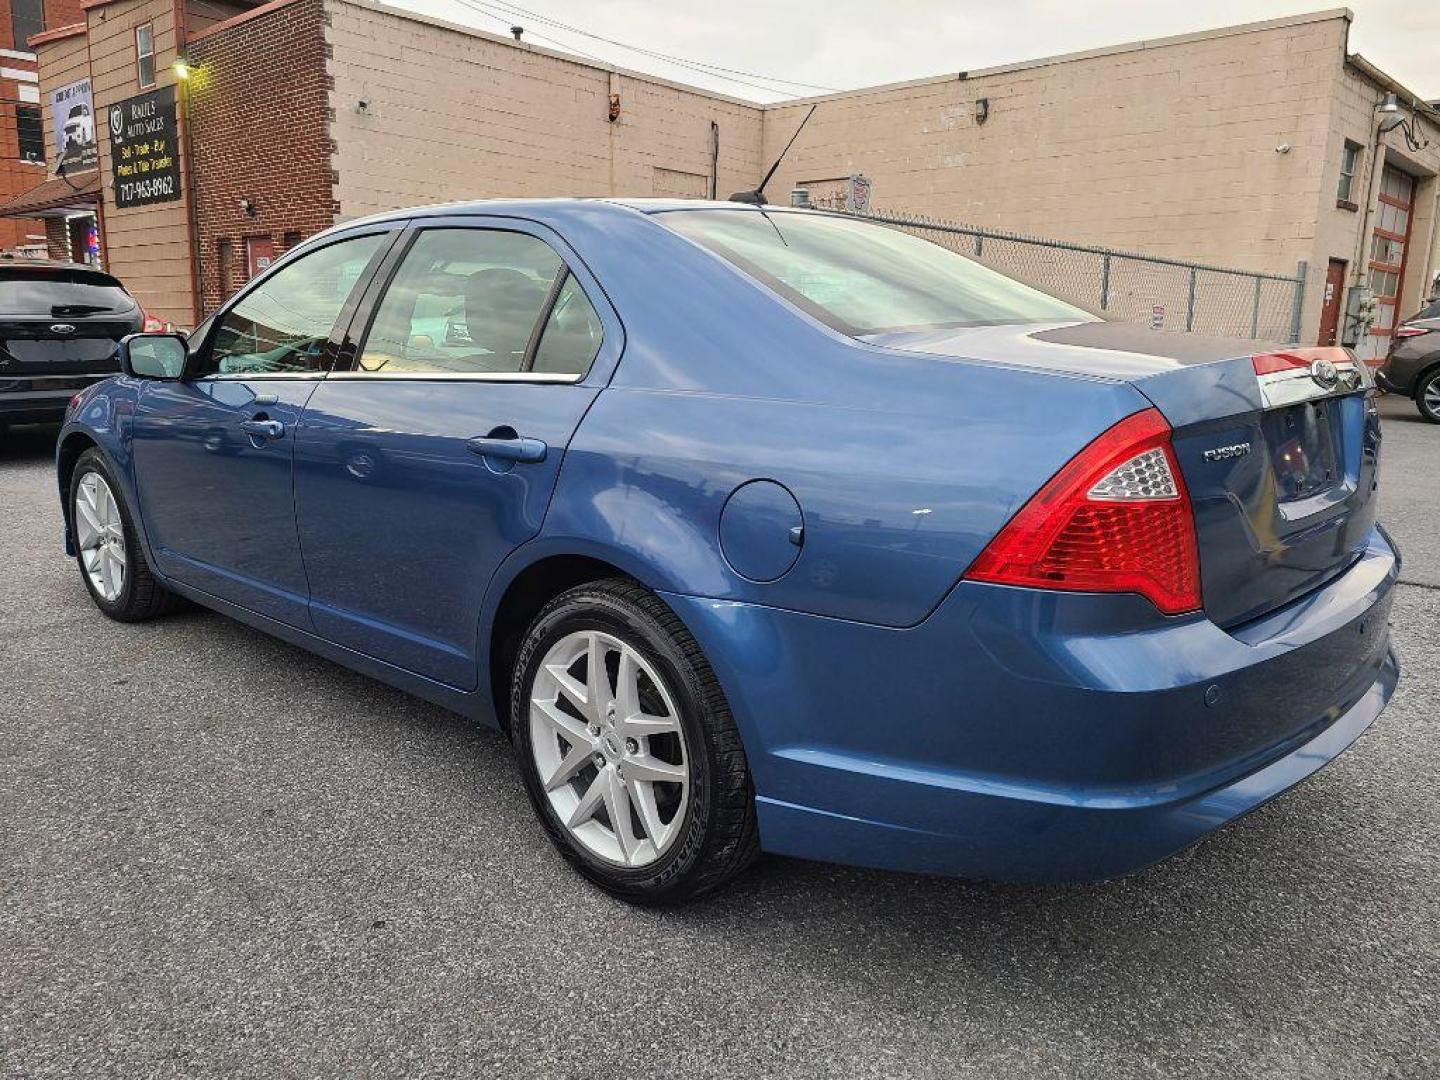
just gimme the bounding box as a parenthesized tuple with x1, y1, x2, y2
(537, 205, 1150, 625)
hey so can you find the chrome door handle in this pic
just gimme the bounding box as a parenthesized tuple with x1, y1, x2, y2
(467, 434, 547, 463)
(239, 418, 285, 440)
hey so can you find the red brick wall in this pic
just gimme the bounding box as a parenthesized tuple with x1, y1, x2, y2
(44, 0, 85, 32)
(189, 0, 335, 313)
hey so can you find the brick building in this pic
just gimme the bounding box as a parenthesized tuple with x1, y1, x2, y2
(0, 0, 85, 255)
(0, 2, 1435, 355)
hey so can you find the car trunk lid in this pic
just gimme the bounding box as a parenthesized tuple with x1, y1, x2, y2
(864, 320, 1382, 627)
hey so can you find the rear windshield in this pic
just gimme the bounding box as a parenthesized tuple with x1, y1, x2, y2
(0, 267, 134, 317)
(660, 209, 1089, 335)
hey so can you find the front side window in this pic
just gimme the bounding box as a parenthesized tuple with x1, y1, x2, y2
(1338, 141, 1361, 204)
(198, 233, 386, 377)
(136, 23, 155, 88)
(661, 209, 1089, 336)
(358, 229, 567, 375)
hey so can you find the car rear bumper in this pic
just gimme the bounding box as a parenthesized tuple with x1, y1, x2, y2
(663, 526, 1399, 883)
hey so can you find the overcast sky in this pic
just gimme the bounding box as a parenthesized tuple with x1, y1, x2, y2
(404, 0, 1437, 103)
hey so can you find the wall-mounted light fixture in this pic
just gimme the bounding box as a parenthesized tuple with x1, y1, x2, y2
(975, 98, 990, 125)
(172, 57, 192, 80)
(608, 92, 621, 123)
(1377, 91, 1430, 151)
(238, 197, 256, 218)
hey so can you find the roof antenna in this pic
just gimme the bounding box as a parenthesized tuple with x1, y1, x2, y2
(728, 104, 816, 205)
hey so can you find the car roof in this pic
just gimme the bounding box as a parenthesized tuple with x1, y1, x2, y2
(330, 196, 794, 230)
(0, 258, 112, 274)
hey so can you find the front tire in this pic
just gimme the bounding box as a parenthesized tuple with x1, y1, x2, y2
(69, 448, 178, 621)
(1416, 369, 1440, 423)
(511, 578, 759, 903)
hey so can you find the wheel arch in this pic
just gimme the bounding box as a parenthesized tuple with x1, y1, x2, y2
(485, 550, 647, 732)
(56, 430, 100, 555)
(1410, 358, 1440, 401)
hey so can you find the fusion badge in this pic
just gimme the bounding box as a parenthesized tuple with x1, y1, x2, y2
(1202, 442, 1252, 463)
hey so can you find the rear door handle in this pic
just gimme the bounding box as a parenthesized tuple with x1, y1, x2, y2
(239, 418, 286, 440)
(466, 434, 547, 463)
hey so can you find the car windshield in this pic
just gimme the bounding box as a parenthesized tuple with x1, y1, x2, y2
(0, 267, 133, 316)
(660, 209, 1090, 335)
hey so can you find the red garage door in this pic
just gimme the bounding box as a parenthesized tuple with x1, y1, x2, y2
(1362, 165, 1415, 360)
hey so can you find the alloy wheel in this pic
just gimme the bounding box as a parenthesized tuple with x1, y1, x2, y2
(75, 471, 127, 602)
(1423, 376, 1440, 419)
(529, 629, 690, 868)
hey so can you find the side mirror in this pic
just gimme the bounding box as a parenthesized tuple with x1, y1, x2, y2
(119, 333, 188, 379)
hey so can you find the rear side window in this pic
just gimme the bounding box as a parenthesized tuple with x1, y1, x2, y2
(531, 275, 603, 375)
(199, 233, 386, 377)
(661, 209, 1089, 336)
(357, 228, 571, 375)
(0, 267, 134, 316)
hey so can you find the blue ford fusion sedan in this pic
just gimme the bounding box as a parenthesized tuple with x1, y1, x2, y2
(56, 199, 1399, 901)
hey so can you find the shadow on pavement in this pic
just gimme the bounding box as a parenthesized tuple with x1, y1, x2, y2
(0, 422, 60, 463)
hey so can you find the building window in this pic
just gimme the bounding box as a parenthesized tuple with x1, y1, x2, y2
(16, 106, 44, 163)
(136, 23, 156, 88)
(1337, 141, 1362, 206)
(11, 0, 44, 52)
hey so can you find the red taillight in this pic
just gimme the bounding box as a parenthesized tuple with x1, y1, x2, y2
(1394, 326, 1431, 339)
(141, 309, 165, 333)
(963, 407, 1202, 615)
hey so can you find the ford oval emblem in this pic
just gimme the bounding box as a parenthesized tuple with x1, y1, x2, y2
(49, 323, 76, 335)
(1309, 357, 1339, 390)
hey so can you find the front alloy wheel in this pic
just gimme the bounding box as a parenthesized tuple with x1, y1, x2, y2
(75, 470, 127, 602)
(69, 448, 177, 621)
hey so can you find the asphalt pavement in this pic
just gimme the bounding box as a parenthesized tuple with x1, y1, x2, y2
(1, 396, 1437, 1079)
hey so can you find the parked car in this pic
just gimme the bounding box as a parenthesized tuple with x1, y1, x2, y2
(0, 261, 147, 432)
(1376, 295, 1440, 422)
(55, 201, 1398, 902)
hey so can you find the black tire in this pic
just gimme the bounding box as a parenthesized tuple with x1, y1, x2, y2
(69, 447, 179, 622)
(1416, 370, 1440, 424)
(510, 578, 759, 903)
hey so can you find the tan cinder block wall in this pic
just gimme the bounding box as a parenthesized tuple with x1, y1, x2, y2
(87, 0, 196, 327)
(764, 12, 1356, 340)
(325, 0, 764, 219)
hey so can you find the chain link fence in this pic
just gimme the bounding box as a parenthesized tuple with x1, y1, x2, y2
(838, 207, 1306, 343)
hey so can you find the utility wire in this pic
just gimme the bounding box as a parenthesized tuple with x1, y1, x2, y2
(478, 0, 839, 91)
(444, 0, 838, 96)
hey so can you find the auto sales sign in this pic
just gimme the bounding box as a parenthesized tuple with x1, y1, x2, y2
(109, 86, 181, 208)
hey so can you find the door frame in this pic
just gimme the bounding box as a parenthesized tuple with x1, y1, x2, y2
(1318, 258, 1347, 346)
(328, 213, 627, 389)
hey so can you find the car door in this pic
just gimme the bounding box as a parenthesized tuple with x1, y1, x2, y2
(293, 218, 620, 689)
(130, 227, 397, 627)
